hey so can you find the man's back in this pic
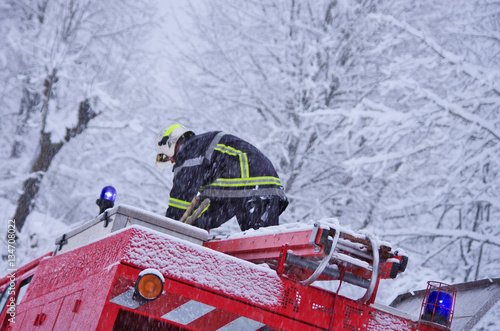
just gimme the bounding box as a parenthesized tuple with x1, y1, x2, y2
(161, 128, 287, 231)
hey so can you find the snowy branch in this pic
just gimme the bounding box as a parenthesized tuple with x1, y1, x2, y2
(380, 228, 500, 248)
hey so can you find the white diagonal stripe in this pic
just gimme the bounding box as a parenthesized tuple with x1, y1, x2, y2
(109, 288, 143, 309)
(217, 316, 266, 331)
(162, 300, 216, 325)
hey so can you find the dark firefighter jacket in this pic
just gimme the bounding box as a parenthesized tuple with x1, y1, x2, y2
(165, 131, 287, 228)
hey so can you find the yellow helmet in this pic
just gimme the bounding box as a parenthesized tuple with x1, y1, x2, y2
(155, 124, 193, 168)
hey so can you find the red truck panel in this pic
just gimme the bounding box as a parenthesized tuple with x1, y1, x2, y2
(0, 224, 449, 331)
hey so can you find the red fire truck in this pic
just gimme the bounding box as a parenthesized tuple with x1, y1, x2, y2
(0, 190, 462, 330)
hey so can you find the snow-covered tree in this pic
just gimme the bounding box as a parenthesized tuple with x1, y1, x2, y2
(165, 0, 499, 287)
(357, 0, 500, 284)
(0, 0, 160, 230)
(0, 0, 498, 309)
(166, 0, 389, 223)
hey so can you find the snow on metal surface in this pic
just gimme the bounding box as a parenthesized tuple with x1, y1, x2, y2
(139, 268, 165, 282)
(26, 229, 131, 299)
(367, 311, 413, 331)
(212, 218, 323, 240)
(122, 226, 284, 308)
(216, 217, 395, 252)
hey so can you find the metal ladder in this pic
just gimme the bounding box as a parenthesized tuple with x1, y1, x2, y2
(204, 221, 408, 304)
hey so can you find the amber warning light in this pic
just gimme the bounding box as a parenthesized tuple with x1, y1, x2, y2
(134, 269, 165, 302)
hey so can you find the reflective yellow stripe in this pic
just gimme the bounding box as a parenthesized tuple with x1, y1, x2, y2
(201, 176, 282, 189)
(214, 145, 239, 156)
(168, 197, 191, 210)
(215, 144, 250, 179)
(164, 124, 181, 137)
(201, 187, 286, 198)
(240, 153, 249, 178)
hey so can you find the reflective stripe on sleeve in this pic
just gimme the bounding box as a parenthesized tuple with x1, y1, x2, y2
(168, 197, 191, 210)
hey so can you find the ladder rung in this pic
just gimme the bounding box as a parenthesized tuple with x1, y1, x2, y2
(337, 239, 374, 261)
(285, 252, 370, 288)
(339, 232, 392, 257)
(205, 222, 407, 289)
(331, 252, 372, 271)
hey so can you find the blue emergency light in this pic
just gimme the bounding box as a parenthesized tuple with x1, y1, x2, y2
(100, 186, 117, 202)
(421, 289, 454, 326)
(425, 290, 453, 316)
(96, 186, 117, 215)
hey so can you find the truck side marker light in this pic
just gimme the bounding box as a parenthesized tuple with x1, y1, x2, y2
(134, 268, 165, 302)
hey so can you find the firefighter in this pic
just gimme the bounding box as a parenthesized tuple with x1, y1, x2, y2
(155, 123, 288, 231)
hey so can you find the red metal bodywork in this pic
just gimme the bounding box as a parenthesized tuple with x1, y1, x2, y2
(0, 217, 447, 330)
(204, 225, 407, 284)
